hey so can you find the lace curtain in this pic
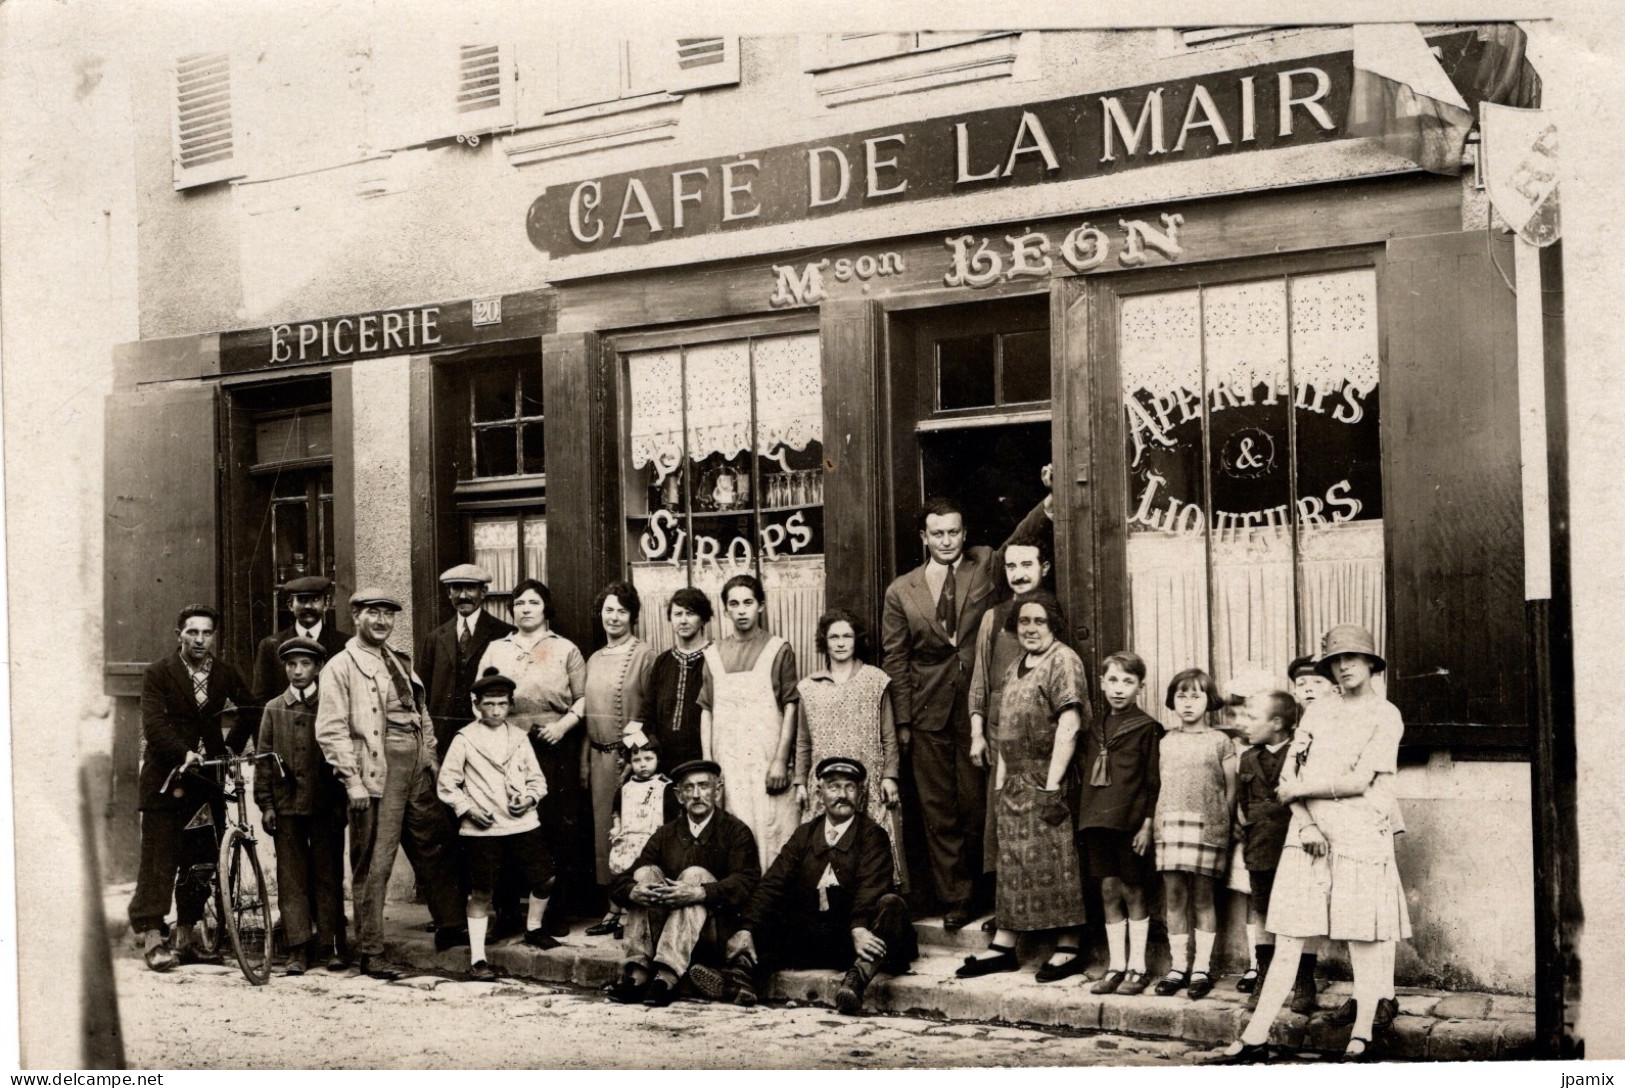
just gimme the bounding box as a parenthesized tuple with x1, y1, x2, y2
(631, 556, 826, 679)
(471, 514, 546, 626)
(627, 333, 823, 475)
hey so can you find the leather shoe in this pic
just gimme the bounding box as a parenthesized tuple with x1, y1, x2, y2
(545, 916, 573, 938)
(144, 944, 179, 972)
(605, 967, 648, 1004)
(686, 964, 736, 1002)
(1034, 954, 1086, 983)
(1202, 1041, 1272, 1065)
(729, 965, 759, 1006)
(523, 928, 561, 951)
(358, 954, 402, 981)
(1090, 969, 1126, 995)
(1235, 967, 1260, 994)
(955, 948, 1019, 978)
(835, 964, 873, 1014)
(1375, 997, 1400, 1030)
(1311, 997, 1357, 1028)
(467, 960, 496, 982)
(643, 974, 678, 1008)
(1187, 972, 1215, 1000)
(1153, 971, 1188, 996)
(1341, 1037, 1376, 1062)
(585, 917, 620, 937)
(327, 951, 349, 973)
(434, 927, 470, 952)
(284, 947, 309, 976)
(942, 904, 976, 931)
(1117, 969, 1150, 995)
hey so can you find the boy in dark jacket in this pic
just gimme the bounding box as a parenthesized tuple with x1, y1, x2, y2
(255, 637, 349, 974)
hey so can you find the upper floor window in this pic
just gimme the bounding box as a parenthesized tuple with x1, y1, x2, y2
(803, 32, 1015, 71)
(466, 361, 545, 480)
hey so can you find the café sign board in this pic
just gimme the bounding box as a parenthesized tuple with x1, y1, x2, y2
(529, 52, 1356, 257)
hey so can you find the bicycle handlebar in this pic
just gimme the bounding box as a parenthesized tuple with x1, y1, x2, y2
(160, 750, 286, 796)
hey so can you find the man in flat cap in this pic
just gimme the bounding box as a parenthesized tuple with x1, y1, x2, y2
(416, 564, 515, 761)
(604, 759, 760, 1008)
(254, 636, 348, 974)
(314, 587, 466, 977)
(251, 576, 351, 710)
(697, 757, 917, 1015)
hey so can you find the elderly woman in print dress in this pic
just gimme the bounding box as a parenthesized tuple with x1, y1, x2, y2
(1208, 624, 1410, 1064)
(476, 578, 585, 939)
(793, 607, 905, 886)
(956, 592, 1090, 983)
(580, 580, 654, 936)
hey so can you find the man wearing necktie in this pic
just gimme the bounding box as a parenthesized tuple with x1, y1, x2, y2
(416, 564, 516, 761)
(314, 587, 467, 977)
(880, 497, 995, 930)
(250, 576, 351, 711)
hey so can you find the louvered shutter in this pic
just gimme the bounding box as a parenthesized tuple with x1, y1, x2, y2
(622, 36, 741, 98)
(171, 52, 243, 190)
(452, 42, 515, 136)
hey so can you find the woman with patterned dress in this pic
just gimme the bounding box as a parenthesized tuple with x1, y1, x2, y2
(956, 592, 1089, 982)
(793, 608, 905, 887)
(476, 578, 585, 937)
(699, 573, 801, 871)
(1209, 625, 1411, 1064)
(580, 581, 654, 935)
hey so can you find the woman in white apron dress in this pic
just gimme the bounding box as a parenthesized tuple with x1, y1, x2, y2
(699, 574, 802, 871)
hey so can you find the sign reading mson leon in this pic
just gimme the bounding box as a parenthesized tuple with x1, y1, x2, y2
(528, 52, 1354, 256)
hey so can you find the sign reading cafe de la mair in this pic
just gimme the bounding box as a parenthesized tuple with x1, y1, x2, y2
(527, 51, 1358, 256)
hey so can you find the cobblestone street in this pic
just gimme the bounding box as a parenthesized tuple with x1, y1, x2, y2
(113, 951, 1206, 1070)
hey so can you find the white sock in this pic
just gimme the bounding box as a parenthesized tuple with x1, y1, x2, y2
(1245, 924, 1260, 966)
(1105, 921, 1128, 972)
(468, 915, 488, 963)
(527, 897, 548, 932)
(1193, 929, 1217, 974)
(1127, 918, 1150, 973)
(1169, 930, 1191, 972)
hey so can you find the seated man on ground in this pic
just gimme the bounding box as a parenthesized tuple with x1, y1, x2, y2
(696, 757, 918, 1016)
(604, 759, 761, 1007)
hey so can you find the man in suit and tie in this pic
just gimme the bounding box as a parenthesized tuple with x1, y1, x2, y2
(129, 604, 261, 971)
(415, 564, 516, 760)
(880, 496, 996, 930)
(250, 576, 351, 710)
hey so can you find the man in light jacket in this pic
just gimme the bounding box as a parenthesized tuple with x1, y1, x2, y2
(314, 587, 465, 977)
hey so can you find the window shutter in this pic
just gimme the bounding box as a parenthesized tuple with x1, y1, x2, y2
(104, 384, 221, 690)
(1381, 230, 1525, 727)
(662, 37, 740, 93)
(452, 42, 515, 137)
(172, 52, 243, 190)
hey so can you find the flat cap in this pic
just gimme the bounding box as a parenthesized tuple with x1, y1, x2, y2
(470, 667, 517, 698)
(281, 575, 333, 595)
(815, 756, 868, 783)
(1286, 654, 1320, 681)
(440, 563, 493, 585)
(349, 587, 403, 611)
(277, 636, 328, 662)
(668, 759, 722, 783)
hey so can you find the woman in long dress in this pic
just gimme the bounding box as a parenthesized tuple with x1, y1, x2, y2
(699, 573, 800, 871)
(1209, 624, 1410, 1063)
(794, 608, 905, 886)
(580, 580, 654, 936)
(476, 578, 585, 940)
(956, 591, 1089, 982)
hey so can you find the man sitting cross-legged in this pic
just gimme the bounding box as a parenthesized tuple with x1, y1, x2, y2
(603, 759, 760, 1008)
(693, 757, 919, 1015)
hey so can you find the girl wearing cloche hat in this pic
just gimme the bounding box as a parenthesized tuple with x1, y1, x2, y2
(1209, 623, 1410, 1065)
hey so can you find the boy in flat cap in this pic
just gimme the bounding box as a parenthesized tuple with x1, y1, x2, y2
(417, 564, 516, 760)
(315, 587, 466, 977)
(698, 757, 918, 1015)
(437, 667, 553, 980)
(254, 637, 348, 974)
(605, 759, 760, 1007)
(252, 576, 351, 710)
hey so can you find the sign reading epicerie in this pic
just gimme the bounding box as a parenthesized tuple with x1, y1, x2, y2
(528, 52, 1354, 256)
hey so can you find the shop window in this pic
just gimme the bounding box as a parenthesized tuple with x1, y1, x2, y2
(623, 330, 825, 672)
(936, 328, 1051, 412)
(1120, 268, 1384, 725)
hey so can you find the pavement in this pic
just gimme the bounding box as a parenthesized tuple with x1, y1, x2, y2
(105, 885, 1535, 1062)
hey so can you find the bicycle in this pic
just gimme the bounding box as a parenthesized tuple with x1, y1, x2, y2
(162, 749, 284, 985)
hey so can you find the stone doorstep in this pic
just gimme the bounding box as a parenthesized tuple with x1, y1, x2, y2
(368, 906, 1533, 1062)
(102, 888, 1533, 1062)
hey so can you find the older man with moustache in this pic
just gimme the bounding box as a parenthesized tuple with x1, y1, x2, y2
(251, 576, 351, 709)
(605, 759, 761, 1008)
(314, 587, 466, 978)
(416, 564, 516, 760)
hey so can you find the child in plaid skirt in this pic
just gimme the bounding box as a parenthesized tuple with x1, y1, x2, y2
(1153, 668, 1236, 1000)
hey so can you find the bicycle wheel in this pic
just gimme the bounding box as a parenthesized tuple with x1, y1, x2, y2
(218, 827, 274, 985)
(199, 873, 226, 955)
